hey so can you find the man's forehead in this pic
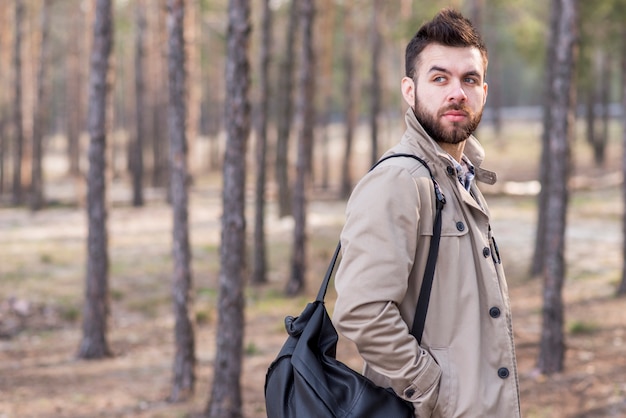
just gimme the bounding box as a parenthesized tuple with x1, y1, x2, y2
(417, 44, 485, 75)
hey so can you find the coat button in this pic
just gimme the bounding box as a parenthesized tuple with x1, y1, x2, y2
(483, 247, 491, 258)
(489, 307, 501, 318)
(498, 367, 510, 379)
(456, 221, 465, 232)
(404, 388, 416, 398)
(446, 166, 456, 176)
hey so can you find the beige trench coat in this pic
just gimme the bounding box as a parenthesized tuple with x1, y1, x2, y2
(332, 109, 521, 417)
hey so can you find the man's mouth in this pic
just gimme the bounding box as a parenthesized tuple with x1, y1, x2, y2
(442, 110, 468, 122)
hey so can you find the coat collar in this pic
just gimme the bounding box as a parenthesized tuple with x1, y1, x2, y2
(403, 108, 497, 185)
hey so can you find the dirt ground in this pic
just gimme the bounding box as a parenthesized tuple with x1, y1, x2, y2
(1, 124, 626, 417)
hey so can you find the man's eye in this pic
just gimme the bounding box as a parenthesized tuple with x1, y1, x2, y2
(465, 78, 478, 84)
(434, 76, 446, 83)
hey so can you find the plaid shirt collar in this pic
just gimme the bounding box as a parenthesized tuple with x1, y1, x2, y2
(450, 156, 475, 191)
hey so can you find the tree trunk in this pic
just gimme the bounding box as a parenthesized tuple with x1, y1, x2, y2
(469, 0, 485, 133)
(30, 0, 52, 211)
(286, 0, 315, 296)
(66, 3, 85, 178)
(205, 0, 250, 416)
(339, 2, 355, 199)
(585, 50, 609, 167)
(252, 0, 272, 285)
(369, 0, 382, 165)
(0, 5, 8, 195)
(585, 82, 596, 156)
(317, 0, 334, 191)
(132, 0, 146, 207)
(598, 51, 610, 166)
(537, 0, 578, 375)
(489, 53, 503, 136)
(150, 1, 169, 190)
(468, 0, 483, 30)
(152, 99, 169, 189)
(12, 0, 24, 206)
(619, 30, 626, 296)
(531, 0, 560, 277)
(275, 0, 299, 218)
(78, 0, 114, 360)
(184, 0, 200, 176)
(0, 109, 6, 195)
(200, 28, 223, 172)
(166, 0, 195, 401)
(484, 4, 503, 138)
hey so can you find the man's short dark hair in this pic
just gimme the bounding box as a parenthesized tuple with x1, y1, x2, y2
(405, 8, 488, 79)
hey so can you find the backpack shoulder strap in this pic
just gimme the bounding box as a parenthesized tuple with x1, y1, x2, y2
(318, 153, 445, 345)
(368, 153, 445, 344)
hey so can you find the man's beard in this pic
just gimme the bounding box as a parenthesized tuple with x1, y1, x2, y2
(414, 98, 483, 145)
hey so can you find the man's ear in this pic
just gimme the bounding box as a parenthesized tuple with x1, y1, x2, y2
(483, 82, 488, 106)
(401, 77, 415, 108)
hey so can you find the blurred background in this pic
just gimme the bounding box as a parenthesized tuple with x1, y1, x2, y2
(0, 0, 625, 417)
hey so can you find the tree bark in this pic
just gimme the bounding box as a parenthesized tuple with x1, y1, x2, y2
(12, 0, 24, 206)
(78, 0, 114, 360)
(339, 2, 355, 199)
(0, 109, 6, 195)
(531, 0, 560, 277)
(184, 0, 200, 176)
(317, 0, 334, 190)
(132, 0, 147, 207)
(619, 29, 626, 296)
(30, 0, 52, 211)
(584, 82, 596, 157)
(66, 3, 85, 178)
(537, 0, 578, 375)
(252, 0, 272, 285)
(206, 0, 250, 416)
(369, 0, 382, 165)
(585, 50, 609, 167)
(275, 0, 299, 218)
(468, 0, 483, 31)
(598, 51, 610, 166)
(483, 4, 503, 138)
(0, 5, 8, 194)
(166, 0, 196, 401)
(286, 0, 315, 296)
(200, 25, 223, 171)
(149, 1, 169, 190)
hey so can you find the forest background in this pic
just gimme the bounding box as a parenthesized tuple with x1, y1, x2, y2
(1, 0, 626, 417)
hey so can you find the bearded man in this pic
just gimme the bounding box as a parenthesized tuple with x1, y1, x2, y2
(332, 8, 521, 418)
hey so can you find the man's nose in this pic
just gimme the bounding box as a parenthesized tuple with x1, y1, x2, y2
(448, 82, 467, 102)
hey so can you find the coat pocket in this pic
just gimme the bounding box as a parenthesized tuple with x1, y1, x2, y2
(429, 347, 456, 417)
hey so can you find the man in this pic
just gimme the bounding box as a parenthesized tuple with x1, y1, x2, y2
(332, 9, 521, 417)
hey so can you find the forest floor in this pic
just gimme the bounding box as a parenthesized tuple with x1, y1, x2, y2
(1, 121, 626, 417)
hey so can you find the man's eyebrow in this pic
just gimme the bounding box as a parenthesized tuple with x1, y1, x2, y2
(428, 65, 450, 74)
(429, 66, 483, 81)
(464, 70, 482, 78)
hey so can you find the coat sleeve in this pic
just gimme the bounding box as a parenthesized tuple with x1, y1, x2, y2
(332, 165, 441, 405)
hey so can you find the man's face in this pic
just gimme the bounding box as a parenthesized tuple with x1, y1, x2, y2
(405, 43, 488, 144)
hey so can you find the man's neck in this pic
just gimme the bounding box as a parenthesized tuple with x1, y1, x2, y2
(438, 141, 466, 164)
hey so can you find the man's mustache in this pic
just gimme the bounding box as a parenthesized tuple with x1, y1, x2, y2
(439, 104, 472, 117)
